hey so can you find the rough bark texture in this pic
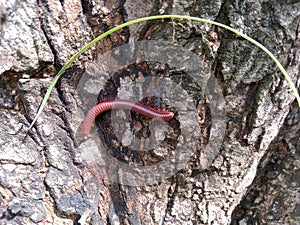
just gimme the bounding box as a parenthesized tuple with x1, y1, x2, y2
(0, 0, 299, 225)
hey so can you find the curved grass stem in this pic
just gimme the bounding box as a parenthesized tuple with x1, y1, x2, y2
(28, 15, 300, 130)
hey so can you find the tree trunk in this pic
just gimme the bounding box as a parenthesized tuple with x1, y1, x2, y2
(0, 0, 299, 224)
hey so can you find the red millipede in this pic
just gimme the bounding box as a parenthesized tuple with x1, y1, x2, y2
(81, 99, 174, 136)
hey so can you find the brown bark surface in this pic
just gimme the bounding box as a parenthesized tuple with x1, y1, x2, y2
(0, 0, 299, 224)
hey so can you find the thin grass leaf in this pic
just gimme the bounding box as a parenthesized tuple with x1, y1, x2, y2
(28, 15, 300, 130)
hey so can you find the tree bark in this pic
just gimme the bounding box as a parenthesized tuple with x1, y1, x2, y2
(0, 0, 299, 225)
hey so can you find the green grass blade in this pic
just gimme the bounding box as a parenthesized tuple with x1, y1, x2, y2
(28, 15, 300, 130)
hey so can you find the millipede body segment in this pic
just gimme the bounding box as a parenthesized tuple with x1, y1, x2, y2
(81, 99, 174, 136)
